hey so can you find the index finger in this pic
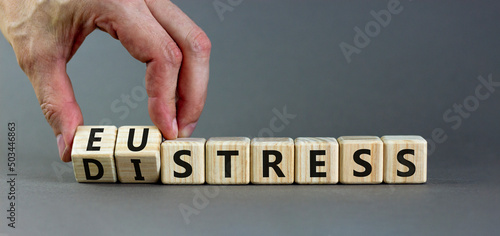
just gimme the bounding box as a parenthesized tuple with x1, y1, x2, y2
(96, 1, 182, 139)
(146, 0, 211, 137)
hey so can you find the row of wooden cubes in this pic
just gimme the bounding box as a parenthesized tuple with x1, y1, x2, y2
(71, 126, 427, 184)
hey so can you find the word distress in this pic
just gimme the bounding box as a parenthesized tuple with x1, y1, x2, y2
(71, 126, 427, 184)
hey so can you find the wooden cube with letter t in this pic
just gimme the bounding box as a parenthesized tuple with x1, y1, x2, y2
(338, 136, 383, 184)
(72, 126, 118, 183)
(251, 138, 294, 184)
(381, 135, 427, 184)
(161, 138, 206, 184)
(295, 137, 339, 184)
(206, 137, 250, 184)
(114, 126, 162, 183)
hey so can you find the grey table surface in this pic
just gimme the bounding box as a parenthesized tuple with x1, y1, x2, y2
(1, 1, 500, 235)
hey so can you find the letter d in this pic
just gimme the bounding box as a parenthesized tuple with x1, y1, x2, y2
(353, 26, 371, 48)
(370, 9, 391, 27)
(82, 159, 104, 180)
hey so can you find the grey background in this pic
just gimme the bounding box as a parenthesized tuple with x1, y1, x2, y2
(1, 0, 500, 235)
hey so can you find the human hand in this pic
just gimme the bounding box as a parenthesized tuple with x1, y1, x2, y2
(0, 0, 211, 162)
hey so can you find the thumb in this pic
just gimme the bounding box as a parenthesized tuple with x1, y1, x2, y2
(26, 60, 83, 162)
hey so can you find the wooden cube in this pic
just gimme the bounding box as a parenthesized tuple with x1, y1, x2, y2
(295, 137, 339, 184)
(206, 137, 250, 184)
(338, 136, 383, 184)
(251, 138, 294, 184)
(114, 126, 162, 183)
(381, 135, 427, 184)
(161, 138, 206, 184)
(71, 126, 117, 183)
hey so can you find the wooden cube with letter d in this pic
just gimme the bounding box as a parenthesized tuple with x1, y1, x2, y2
(72, 126, 118, 183)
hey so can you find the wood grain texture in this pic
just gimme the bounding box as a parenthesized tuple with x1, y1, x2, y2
(161, 138, 206, 184)
(251, 138, 294, 184)
(295, 137, 338, 184)
(338, 136, 383, 184)
(206, 137, 250, 184)
(115, 126, 162, 183)
(381, 135, 427, 184)
(72, 126, 117, 183)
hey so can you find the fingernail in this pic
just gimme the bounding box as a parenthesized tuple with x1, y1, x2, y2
(56, 134, 66, 160)
(179, 122, 197, 138)
(172, 118, 179, 138)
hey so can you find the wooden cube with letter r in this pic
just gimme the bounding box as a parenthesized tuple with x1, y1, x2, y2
(72, 126, 118, 183)
(381, 135, 427, 184)
(251, 138, 294, 184)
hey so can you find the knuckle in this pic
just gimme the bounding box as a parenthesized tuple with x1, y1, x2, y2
(163, 41, 183, 68)
(40, 100, 60, 127)
(186, 28, 211, 58)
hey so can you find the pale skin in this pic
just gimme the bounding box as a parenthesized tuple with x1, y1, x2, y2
(0, 0, 211, 162)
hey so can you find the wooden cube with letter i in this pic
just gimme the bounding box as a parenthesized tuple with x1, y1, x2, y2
(72, 126, 118, 183)
(114, 126, 162, 183)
